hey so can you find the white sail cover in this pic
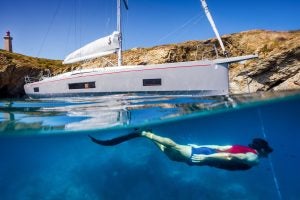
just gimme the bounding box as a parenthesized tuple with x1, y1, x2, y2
(200, 0, 226, 53)
(63, 31, 120, 64)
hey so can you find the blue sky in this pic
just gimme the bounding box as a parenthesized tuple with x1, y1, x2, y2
(0, 0, 299, 60)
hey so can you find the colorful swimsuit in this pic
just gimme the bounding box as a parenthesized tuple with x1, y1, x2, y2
(190, 145, 257, 158)
(191, 146, 217, 155)
(220, 145, 257, 154)
(189, 145, 258, 170)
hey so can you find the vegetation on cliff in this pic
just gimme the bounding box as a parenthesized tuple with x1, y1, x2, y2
(0, 30, 299, 98)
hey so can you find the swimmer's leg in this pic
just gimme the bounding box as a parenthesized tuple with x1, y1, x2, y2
(152, 141, 167, 152)
(141, 131, 178, 147)
(141, 131, 191, 159)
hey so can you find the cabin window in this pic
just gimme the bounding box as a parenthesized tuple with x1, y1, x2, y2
(143, 79, 162, 86)
(68, 82, 96, 90)
(34, 87, 39, 92)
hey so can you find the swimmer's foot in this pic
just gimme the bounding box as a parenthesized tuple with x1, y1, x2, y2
(141, 131, 154, 139)
(132, 127, 153, 135)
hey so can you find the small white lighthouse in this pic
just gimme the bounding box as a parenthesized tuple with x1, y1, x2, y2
(3, 31, 13, 52)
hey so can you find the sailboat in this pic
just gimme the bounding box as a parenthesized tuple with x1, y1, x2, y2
(24, 0, 257, 98)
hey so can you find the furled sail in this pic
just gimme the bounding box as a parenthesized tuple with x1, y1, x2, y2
(63, 31, 120, 64)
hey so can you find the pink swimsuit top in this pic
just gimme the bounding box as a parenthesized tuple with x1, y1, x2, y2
(220, 145, 257, 154)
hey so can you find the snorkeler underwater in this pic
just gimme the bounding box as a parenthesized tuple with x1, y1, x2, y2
(89, 130, 273, 171)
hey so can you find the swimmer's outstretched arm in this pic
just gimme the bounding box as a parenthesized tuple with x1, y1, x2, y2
(191, 152, 258, 163)
(189, 144, 232, 151)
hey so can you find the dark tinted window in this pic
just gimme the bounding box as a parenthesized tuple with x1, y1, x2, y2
(34, 87, 39, 92)
(68, 82, 96, 90)
(143, 79, 161, 86)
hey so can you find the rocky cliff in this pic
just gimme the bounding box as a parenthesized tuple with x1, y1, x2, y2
(0, 51, 75, 98)
(0, 30, 299, 98)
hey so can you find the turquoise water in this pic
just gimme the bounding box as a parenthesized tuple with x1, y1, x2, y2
(1, 91, 300, 199)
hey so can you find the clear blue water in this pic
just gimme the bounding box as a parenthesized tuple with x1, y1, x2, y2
(0, 91, 300, 200)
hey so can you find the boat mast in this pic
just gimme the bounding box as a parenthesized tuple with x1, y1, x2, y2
(200, 0, 226, 55)
(117, 0, 129, 66)
(117, 0, 122, 66)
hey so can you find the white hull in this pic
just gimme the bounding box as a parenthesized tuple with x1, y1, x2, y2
(25, 60, 228, 98)
(24, 55, 257, 98)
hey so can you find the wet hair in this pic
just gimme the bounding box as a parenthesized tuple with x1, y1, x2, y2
(248, 138, 273, 157)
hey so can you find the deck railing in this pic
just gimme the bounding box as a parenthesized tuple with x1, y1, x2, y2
(24, 69, 51, 84)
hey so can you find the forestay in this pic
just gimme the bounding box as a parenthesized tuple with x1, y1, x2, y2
(63, 31, 120, 64)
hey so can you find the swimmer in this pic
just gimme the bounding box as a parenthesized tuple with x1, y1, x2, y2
(89, 130, 273, 171)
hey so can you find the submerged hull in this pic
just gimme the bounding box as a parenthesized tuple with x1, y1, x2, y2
(25, 55, 257, 98)
(24, 60, 228, 98)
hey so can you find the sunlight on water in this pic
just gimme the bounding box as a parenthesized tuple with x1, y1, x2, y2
(0, 90, 299, 135)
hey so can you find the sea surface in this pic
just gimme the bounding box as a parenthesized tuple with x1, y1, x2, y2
(1, 90, 300, 200)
